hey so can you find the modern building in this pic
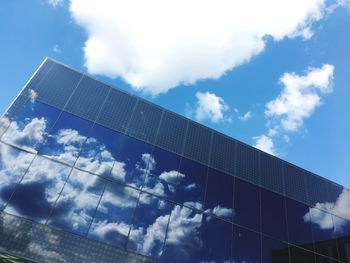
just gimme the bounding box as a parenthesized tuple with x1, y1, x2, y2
(0, 58, 349, 263)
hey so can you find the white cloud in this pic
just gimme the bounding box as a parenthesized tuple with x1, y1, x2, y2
(52, 44, 61, 53)
(69, 0, 334, 95)
(239, 111, 252, 121)
(211, 205, 233, 218)
(0, 117, 10, 137)
(195, 91, 230, 123)
(28, 89, 38, 103)
(159, 170, 185, 185)
(266, 64, 334, 131)
(253, 134, 276, 155)
(47, 0, 64, 8)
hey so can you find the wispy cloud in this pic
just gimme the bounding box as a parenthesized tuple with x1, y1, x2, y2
(68, 0, 342, 95)
(47, 0, 63, 8)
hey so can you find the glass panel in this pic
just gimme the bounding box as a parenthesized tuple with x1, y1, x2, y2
(232, 224, 261, 263)
(0, 116, 10, 138)
(262, 235, 290, 263)
(174, 157, 207, 210)
(331, 215, 350, 262)
(289, 246, 315, 263)
(261, 188, 288, 242)
(88, 182, 139, 248)
(48, 169, 105, 236)
(38, 112, 93, 166)
(315, 254, 339, 263)
(285, 198, 314, 250)
(127, 192, 173, 258)
(205, 168, 234, 222)
(0, 143, 34, 210)
(308, 207, 338, 259)
(143, 147, 181, 200)
(75, 124, 122, 177)
(1, 100, 61, 153)
(109, 134, 153, 189)
(4, 156, 71, 223)
(233, 178, 261, 231)
(199, 214, 232, 262)
(161, 205, 202, 263)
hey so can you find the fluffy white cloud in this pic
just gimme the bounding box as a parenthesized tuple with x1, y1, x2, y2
(69, 0, 335, 95)
(195, 91, 230, 123)
(253, 134, 276, 155)
(266, 64, 334, 131)
(211, 205, 233, 218)
(0, 117, 10, 137)
(47, 0, 64, 8)
(159, 170, 185, 185)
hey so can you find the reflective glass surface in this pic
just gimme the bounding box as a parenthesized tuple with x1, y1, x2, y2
(331, 215, 350, 263)
(233, 178, 261, 231)
(289, 245, 315, 263)
(0, 143, 34, 210)
(205, 168, 234, 221)
(309, 207, 339, 259)
(174, 158, 207, 209)
(232, 225, 261, 263)
(127, 192, 173, 258)
(142, 147, 181, 199)
(108, 133, 153, 189)
(285, 197, 314, 249)
(261, 188, 288, 241)
(1, 100, 61, 153)
(5, 156, 71, 223)
(88, 182, 139, 248)
(48, 169, 105, 235)
(199, 214, 232, 262)
(262, 235, 290, 263)
(38, 112, 93, 166)
(161, 205, 202, 263)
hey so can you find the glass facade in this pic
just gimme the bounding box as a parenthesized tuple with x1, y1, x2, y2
(0, 58, 349, 262)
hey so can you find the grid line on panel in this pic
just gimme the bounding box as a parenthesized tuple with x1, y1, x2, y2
(155, 111, 188, 155)
(235, 142, 260, 185)
(183, 122, 212, 165)
(34, 63, 84, 110)
(260, 152, 284, 195)
(127, 99, 163, 144)
(283, 162, 308, 204)
(96, 88, 137, 134)
(64, 76, 111, 122)
(210, 132, 236, 175)
(305, 171, 330, 207)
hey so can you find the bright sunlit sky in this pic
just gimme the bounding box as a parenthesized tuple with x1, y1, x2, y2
(0, 0, 349, 186)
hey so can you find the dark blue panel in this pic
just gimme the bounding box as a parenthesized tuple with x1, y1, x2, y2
(155, 111, 187, 155)
(331, 215, 350, 263)
(232, 225, 261, 263)
(327, 182, 345, 218)
(88, 183, 139, 248)
(38, 112, 93, 166)
(233, 177, 261, 231)
(174, 157, 208, 209)
(3, 95, 28, 122)
(35, 63, 83, 109)
(5, 156, 71, 223)
(309, 207, 338, 259)
(284, 162, 308, 204)
(183, 122, 212, 165)
(261, 188, 288, 242)
(1, 100, 61, 153)
(142, 147, 181, 200)
(199, 214, 232, 262)
(210, 133, 236, 175)
(96, 88, 137, 134)
(285, 198, 314, 250)
(48, 169, 105, 236)
(108, 133, 153, 189)
(306, 172, 330, 207)
(23, 58, 54, 95)
(127, 192, 173, 258)
(289, 245, 315, 263)
(260, 152, 284, 195)
(235, 142, 260, 184)
(262, 235, 290, 263)
(161, 205, 202, 263)
(127, 100, 162, 144)
(0, 143, 34, 210)
(205, 168, 234, 222)
(64, 76, 110, 122)
(315, 254, 339, 263)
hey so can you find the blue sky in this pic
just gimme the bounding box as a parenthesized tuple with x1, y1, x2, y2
(0, 0, 349, 187)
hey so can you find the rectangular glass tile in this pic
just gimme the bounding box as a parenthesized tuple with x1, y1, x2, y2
(183, 122, 212, 165)
(232, 225, 261, 263)
(289, 245, 315, 263)
(306, 172, 330, 207)
(235, 142, 260, 185)
(262, 235, 290, 263)
(284, 162, 308, 204)
(210, 133, 236, 175)
(260, 152, 284, 195)
(64, 76, 110, 122)
(155, 111, 187, 155)
(4, 95, 28, 121)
